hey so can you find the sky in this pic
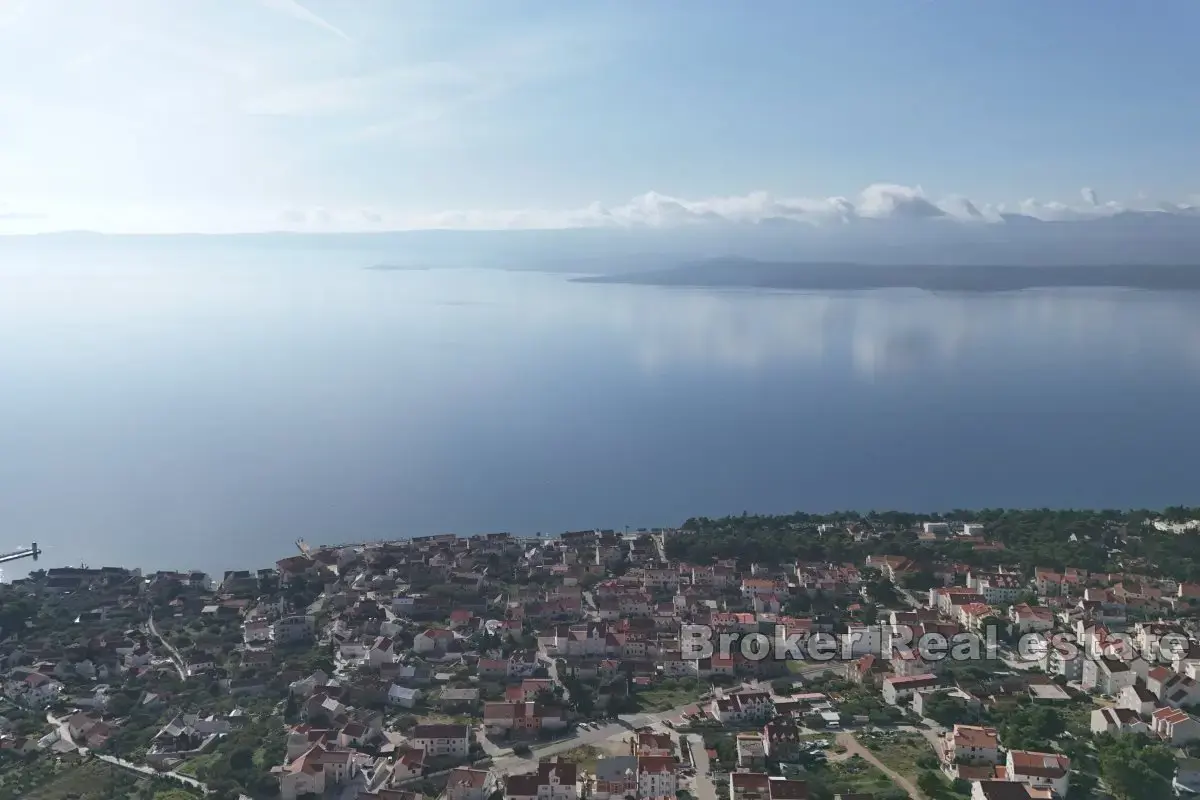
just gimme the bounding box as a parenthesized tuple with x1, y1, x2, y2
(0, 0, 1198, 234)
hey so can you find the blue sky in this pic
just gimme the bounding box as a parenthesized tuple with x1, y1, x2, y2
(0, 0, 1197, 232)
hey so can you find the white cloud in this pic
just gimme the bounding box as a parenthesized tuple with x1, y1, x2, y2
(267, 183, 1199, 233)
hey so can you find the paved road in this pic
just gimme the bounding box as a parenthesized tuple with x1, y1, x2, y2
(45, 712, 83, 754)
(489, 688, 736, 779)
(541, 654, 570, 703)
(147, 614, 187, 681)
(685, 733, 717, 800)
(489, 721, 629, 776)
(835, 732, 921, 800)
(96, 753, 210, 793)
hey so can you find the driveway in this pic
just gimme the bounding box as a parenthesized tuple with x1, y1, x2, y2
(835, 732, 921, 800)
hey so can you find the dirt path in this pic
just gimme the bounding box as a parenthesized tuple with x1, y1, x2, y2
(835, 732, 923, 799)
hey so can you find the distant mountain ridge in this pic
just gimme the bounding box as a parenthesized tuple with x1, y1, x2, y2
(575, 258, 1200, 292)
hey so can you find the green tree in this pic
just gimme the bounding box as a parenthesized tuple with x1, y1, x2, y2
(916, 770, 945, 796)
(1097, 733, 1174, 800)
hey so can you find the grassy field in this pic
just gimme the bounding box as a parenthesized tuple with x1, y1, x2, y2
(557, 745, 607, 774)
(631, 681, 707, 713)
(782, 755, 902, 797)
(858, 730, 938, 784)
(825, 755, 904, 795)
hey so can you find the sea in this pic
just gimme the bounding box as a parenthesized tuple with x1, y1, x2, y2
(3, 247, 1200, 579)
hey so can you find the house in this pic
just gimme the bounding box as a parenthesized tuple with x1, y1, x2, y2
(3, 672, 63, 707)
(444, 767, 497, 800)
(635, 732, 673, 757)
(437, 687, 482, 711)
(369, 637, 398, 667)
(1118, 683, 1158, 717)
(274, 744, 357, 800)
(184, 653, 216, 677)
(1081, 655, 1136, 696)
(1090, 707, 1148, 735)
(272, 615, 315, 643)
(943, 725, 1000, 765)
(449, 610, 475, 629)
(638, 755, 679, 799)
(593, 756, 637, 800)
(736, 733, 767, 770)
(483, 702, 565, 734)
(972, 573, 1024, 604)
(711, 692, 773, 724)
(762, 719, 805, 761)
(388, 685, 422, 708)
(971, 782, 1052, 800)
(1005, 751, 1070, 797)
(1008, 604, 1054, 634)
(478, 658, 510, 681)
(1042, 641, 1083, 682)
(414, 628, 456, 655)
(882, 674, 939, 705)
(390, 747, 426, 781)
(1146, 667, 1200, 708)
(243, 621, 272, 645)
(728, 773, 809, 800)
(504, 761, 577, 800)
(409, 723, 470, 758)
(1151, 707, 1200, 745)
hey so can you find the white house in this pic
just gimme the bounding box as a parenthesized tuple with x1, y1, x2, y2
(1090, 707, 1148, 736)
(710, 692, 773, 724)
(943, 725, 1000, 765)
(243, 621, 272, 645)
(271, 615, 315, 643)
(1008, 604, 1054, 634)
(637, 756, 678, 799)
(275, 744, 356, 800)
(1005, 750, 1070, 797)
(882, 674, 939, 705)
(369, 636, 397, 667)
(337, 642, 369, 666)
(445, 767, 498, 800)
(1147, 667, 1200, 708)
(504, 761, 577, 800)
(388, 685, 422, 708)
(1081, 656, 1136, 696)
(409, 723, 470, 758)
(1152, 707, 1200, 745)
(414, 628, 456, 655)
(1118, 683, 1158, 718)
(3, 672, 64, 707)
(184, 653, 216, 677)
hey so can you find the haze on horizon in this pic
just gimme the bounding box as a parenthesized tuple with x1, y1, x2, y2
(1, 0, 1198, 238)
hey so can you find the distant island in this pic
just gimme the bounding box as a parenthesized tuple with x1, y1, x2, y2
(365, 263, 434, 271)
(575, 258, 1200, 292)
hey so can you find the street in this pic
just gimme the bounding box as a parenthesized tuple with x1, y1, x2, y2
(685, 733, 717, 800)
(146, 614, 188, 681)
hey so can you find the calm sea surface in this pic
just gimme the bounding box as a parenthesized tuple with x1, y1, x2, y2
(3, 250, 1200, 577)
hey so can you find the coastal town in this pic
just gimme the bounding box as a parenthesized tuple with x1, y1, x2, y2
(3, 511, 1200, 800)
